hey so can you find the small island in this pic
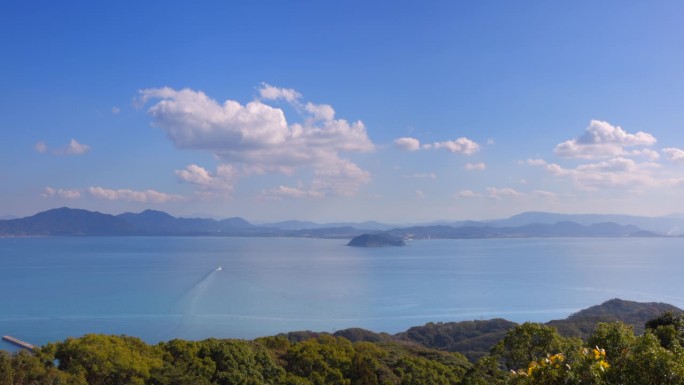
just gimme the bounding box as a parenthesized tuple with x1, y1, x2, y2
(347, 233, 406, 247)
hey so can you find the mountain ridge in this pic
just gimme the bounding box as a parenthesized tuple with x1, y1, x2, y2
(0, 207, 675, 238)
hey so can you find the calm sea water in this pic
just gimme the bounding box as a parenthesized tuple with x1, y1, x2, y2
(1, 236, 683, 351)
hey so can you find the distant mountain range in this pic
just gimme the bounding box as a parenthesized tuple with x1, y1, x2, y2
(0, 207, 678, 238)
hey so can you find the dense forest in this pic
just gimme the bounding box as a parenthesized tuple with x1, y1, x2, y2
(3, 301, 684, 384)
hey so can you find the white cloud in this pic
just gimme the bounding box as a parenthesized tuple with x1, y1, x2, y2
(112, 106, 121, 114)
(139, 86, 374, 197)
(455, 190, 481, 198)
(554, 120, 656, 159)
(545, 163, 571, 176)
(34, 141, 48, 153)
(464, 162, 486, 171)
(43, 187, 81, 199)
(63, 139, 91, 155)
(629, 148, 660, 160)
(531, 189, 556, 199)
(663, 147, 684, 163)
(175, 164, 214, 185)
(487, 187, 523, 200)
(140, 87, 290, 149)
(395, 137, 421, 151)
(403, 172, 437, 179)
(265, 185, 324, 199)
(258, 83, 302, 102)
(544, 157, 667, 190)
(87, 187, 185, 203)
(305, 102, 335, 122)
(395, 136, 480, 155)
(523, 158, 547, 166)
(37, 139, 91, 156)
(431, 137, 480, 155)
(415, 190, 426, 199)
(309, 159, 371, 197)
(175, 164, 238, 194)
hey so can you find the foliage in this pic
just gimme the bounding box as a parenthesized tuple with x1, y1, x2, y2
(53, 334, 163, 385)
(396, 319, 517, 362)
(490, 322, 572, 370)
(0, 348, 83, 385)
(6, 308, 684, 385)
(549, 298, 682, 338)
(645, 311, 684, 349)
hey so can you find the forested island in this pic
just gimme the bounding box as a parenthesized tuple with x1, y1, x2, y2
(347, 233, 406, 247)
(3, 299, 684, 384)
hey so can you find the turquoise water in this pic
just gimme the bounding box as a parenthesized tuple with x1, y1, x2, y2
(1, 236, 683, 351)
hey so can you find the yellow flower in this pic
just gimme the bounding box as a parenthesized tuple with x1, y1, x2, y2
(527, 361, 538, 376)
(550, 353, 565, 363)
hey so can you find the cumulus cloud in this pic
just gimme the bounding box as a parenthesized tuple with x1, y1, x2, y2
(395, 136, 480, 155)
(35, 139, 90, 155)
(87, 187, 185, 203)
(455, 190, 481, 198)
(403, 172, 437, 179)
(34, 141, 48, 153)
(464, 162, 486, 171)
(258, 83, 302, 102)
(543, 157, 667, 190)
(430, 138, 480, 155)
(395, 137, 421, 151)
(663, 147, 684, 163)
(629, 148, 660, 160)
(265, 185, 324, 199)
(523, 158, 547, 166)
(43, 187, 81, 199)
(42, 186, 184, 203)
(138, 86, 375, 197)
(63, 139, 91, 155)
(554, 120, 656, 159)
(305, 102, 335, 122)
(309, 159, 371, 197)
(175, 164, 238, 194)
(487, 187, 523, 200)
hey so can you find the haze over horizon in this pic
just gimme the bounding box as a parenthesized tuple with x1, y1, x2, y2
(2, 2, 684, 223)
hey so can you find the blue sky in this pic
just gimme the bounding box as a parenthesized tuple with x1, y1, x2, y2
(2, 1, 684, 222)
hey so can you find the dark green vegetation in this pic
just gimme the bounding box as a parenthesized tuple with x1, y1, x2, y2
(3, 299, 684, 385)
(0, 207, 666, 237)
(347, 233, 406, 247)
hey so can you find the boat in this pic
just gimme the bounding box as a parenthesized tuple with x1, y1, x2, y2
(216, 266, 222, 271)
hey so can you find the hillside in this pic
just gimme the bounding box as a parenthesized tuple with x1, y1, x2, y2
(2, 298, 684, 384)
(388, 298, 682, 361)
(547, 298, 682, 338)
(347, 233, 406, 247)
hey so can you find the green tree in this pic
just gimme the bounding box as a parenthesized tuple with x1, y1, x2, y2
(620, 331, 684, 385)
(491, 322, 567, 370)
(587, 321, 636, 362)
(54, 334, 163, 385)
(645, 311, 684, 350)
(460, 355, 508, 385)
(0, 351, 13, 385)
(153, 339, 215, 385)
(283, 335, 354, 385)
(195, 338, 285, 385)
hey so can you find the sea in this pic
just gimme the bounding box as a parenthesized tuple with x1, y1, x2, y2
(1, 236, 683, 351)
